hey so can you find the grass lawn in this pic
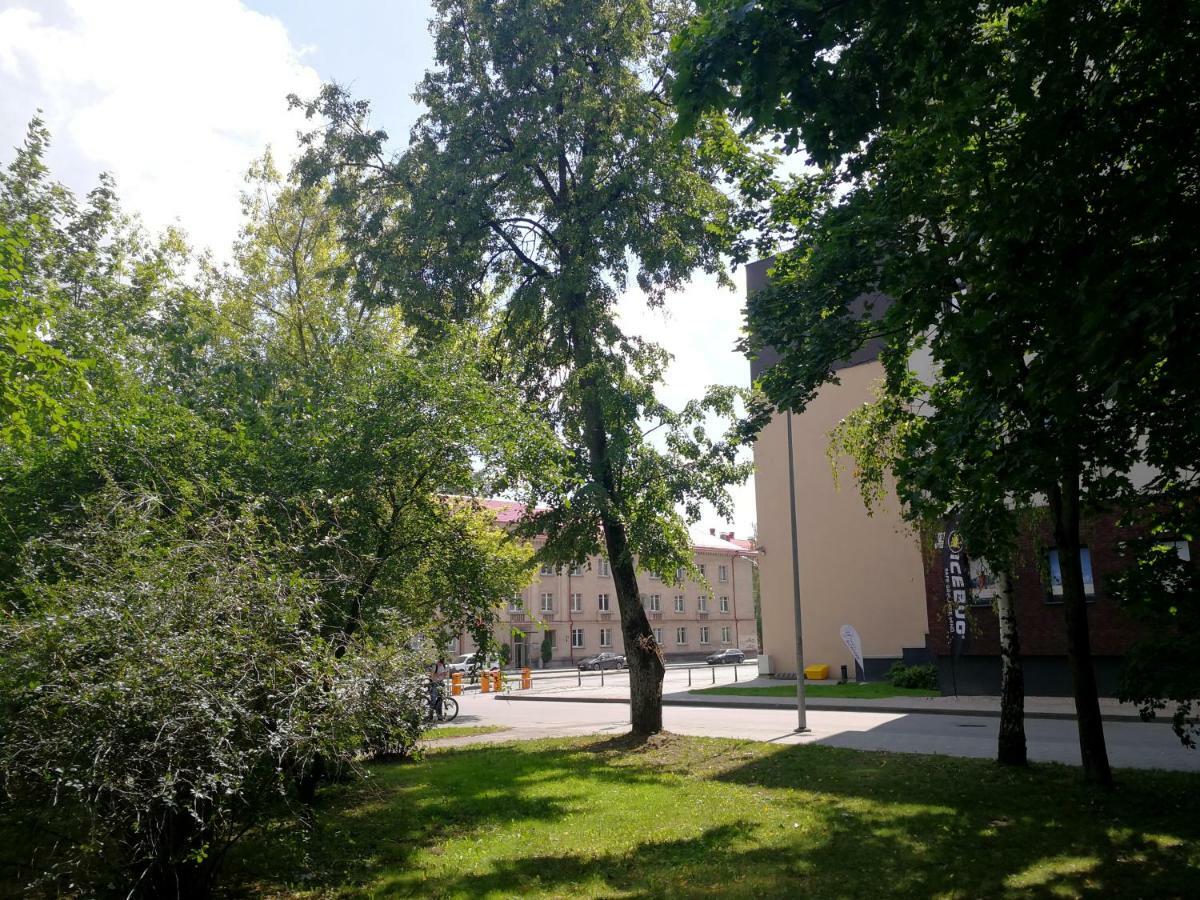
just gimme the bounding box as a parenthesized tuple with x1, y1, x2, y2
(691, 682, 939, 699)
(423, 725, 510, 741)
(229, 734, 1200, 898)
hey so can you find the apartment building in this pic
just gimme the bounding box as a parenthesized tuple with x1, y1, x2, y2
(452, 506, 759, 667)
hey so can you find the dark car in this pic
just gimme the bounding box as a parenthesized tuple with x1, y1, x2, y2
(577, 652, 626, 671)
(705, 649, 746, 665)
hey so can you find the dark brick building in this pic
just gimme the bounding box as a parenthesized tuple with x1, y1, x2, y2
(922, 510, 1186, 696)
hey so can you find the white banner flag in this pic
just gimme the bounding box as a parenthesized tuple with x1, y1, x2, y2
(840, 624, 864, 673)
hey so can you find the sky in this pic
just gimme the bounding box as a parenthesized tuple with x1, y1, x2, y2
(0, 0, 759, 539)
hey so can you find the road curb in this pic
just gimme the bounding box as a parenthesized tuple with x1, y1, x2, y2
(492, 692, 1165, 724)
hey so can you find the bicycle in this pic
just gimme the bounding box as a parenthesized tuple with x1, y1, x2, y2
(425, 680, 459, 724)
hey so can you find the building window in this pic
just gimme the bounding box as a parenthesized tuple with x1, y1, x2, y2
(450, 636, 461, 653)
(540, 592, 554, 612)
(539, 563, 554, 576)
(509, 594, 523, 611)
(1047, 548, 1096, 599)
(721, 626, 731, 644)
(598, 558, 610, 577)
(698, 595, 708, 613)
(570, 592, 582, 612)
(598, 592, 610, 612)
(571, 628, 584, 649)
(546, 629, 557, 650)
(674, 566, 685, 583)
(654, 628, 663, 644)
(969, 558, 998, 606)
(675, 626, 687, 645)
(674, 595, 685, 613)
(648, 570, 659, 581)
(718, 595, 729, 613)
(698, 563, 706, 578)
(599, 627, 613, 647)
(718, 564, 728, 583)
(648, 594, 661, 612)
(569, 564, 584, 576)
(699, 626, 710, 644)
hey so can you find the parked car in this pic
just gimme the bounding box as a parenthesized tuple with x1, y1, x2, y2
(705, 649, 746, 665)
(577, 652, 626, 671)
(447, 652, 500, 675)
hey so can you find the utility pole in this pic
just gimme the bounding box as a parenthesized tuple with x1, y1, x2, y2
(785, 410, 809, 733)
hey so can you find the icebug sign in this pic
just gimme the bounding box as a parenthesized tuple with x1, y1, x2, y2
(936, 528, 971, 654)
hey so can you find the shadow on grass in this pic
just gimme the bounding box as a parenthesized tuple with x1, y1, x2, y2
(227, 736, 1200, 898)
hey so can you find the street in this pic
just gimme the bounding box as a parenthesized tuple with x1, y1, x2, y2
(447, 693, 1200, 772)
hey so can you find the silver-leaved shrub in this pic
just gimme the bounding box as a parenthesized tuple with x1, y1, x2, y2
(0, 491, 427, 897)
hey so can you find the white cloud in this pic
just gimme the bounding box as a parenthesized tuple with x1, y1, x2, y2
(0, 0, 320, 256)
(617, 270, 758, 539)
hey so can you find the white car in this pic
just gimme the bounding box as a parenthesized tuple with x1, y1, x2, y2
(447, 652, 500, 675)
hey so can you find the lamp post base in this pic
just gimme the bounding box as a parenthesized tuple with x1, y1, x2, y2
(794, 726, 811, 734)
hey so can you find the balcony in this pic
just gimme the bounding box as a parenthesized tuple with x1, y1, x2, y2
(539, 608, 556, 621)
(698, 611, 709, 619)
(598, 611, 613, 620)
(508, 610, 527, 623)
(649, 611, 663, 620)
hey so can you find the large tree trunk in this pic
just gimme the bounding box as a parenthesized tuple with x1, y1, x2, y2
(995, 568, 1027, 766)
(569, 297, 665, 735)
(1048, 462, 1113, 787)
(601, 508, 665, 734)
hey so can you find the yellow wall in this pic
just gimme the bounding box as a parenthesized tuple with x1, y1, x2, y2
(753, 360, 928, 677)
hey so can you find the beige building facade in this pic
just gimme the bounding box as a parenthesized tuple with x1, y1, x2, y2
(455, 524, 759, 668)
(747, 260, 931, 679)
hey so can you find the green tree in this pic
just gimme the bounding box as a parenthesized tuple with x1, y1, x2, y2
(295, 0, 763, 734)
(674, 0, 1200, 785)
(0, 221, 84, 450)
(829, 375, 1029, 766)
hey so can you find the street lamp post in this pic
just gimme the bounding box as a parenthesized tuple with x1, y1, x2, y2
(785, 410, 809, 733)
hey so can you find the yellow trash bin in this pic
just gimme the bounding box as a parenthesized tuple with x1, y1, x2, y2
(804, 664, 830, 681)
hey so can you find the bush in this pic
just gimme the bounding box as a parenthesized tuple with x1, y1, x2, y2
(0, 494, 426, 897)
(887, 662, 940, 690)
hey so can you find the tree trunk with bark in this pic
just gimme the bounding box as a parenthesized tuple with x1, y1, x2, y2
(602, 510, 665, 734)
(1048, 462, 1113, 787)
(995, 568, 1027, 766)
(570, 300, 665, 735)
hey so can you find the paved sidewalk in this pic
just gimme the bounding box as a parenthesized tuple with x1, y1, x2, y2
(499, 671, 1173, 722)
(437, 694, 1200, 771)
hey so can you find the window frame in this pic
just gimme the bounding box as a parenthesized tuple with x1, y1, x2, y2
(1045, 547, 1097, 602)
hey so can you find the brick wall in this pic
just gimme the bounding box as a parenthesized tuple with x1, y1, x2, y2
(923, 508, 1154, 659)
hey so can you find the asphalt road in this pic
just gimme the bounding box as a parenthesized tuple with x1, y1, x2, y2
(449, 693, 1200, 772)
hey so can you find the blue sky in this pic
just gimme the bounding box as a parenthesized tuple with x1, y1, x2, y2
(0, 0, 758, 538)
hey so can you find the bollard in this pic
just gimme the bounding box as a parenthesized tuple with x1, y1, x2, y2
(600, 666, 605, 687)
(734, 664, 738, 683)
(480, 672, 491, 693)
(495, 669, 504, 691)
(688, 667, 692, 687)
(521, 667, 532, 690)
(451, 672, 463, 696)
(577, 669, 582, 687)
(712, 666, 716, 684)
